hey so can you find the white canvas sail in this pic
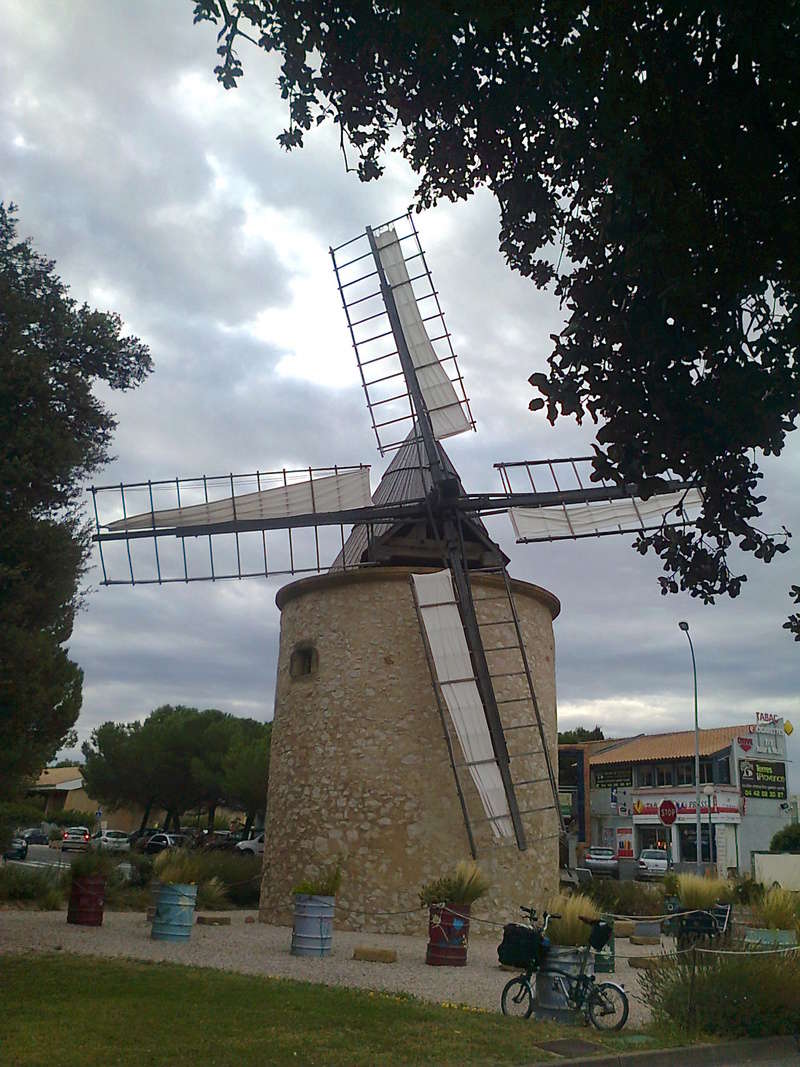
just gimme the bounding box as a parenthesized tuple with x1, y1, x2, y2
(375, 228, 471, 441)
(509, 488, 703, 542)
(412, 570, 514, 838)
(106, 468, 373, 532)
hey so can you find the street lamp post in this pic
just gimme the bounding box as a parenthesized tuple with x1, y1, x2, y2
(678, 621, 703, 875)
(703, 784, 715, 874)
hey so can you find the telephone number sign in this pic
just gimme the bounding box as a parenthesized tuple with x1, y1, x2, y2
(593, 768, 632, 789)
(739, 759, 787, 800)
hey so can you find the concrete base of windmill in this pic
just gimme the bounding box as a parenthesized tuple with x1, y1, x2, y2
(425, 903, 470, 966)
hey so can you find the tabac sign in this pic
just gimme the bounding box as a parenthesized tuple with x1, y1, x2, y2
(739, 759, 788, 800)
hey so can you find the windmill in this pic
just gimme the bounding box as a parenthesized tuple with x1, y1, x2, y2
(92, 211, 700, 913)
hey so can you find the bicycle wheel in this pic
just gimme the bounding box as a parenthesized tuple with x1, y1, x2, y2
(587, 983, 629, 1031)
(501, 976, 534, 1018)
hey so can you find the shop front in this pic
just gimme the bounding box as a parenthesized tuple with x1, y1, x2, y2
(631, 789, 742, 870)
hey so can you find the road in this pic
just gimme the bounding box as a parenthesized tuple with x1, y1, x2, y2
(7, 843, 77, 871)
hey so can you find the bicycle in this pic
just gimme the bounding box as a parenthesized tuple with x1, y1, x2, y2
(500, 907, 629, 1030)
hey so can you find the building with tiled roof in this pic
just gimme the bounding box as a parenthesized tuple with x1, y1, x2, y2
(559, 718, 793, 875)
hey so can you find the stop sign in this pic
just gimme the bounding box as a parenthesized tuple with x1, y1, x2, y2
(659, 799, 677, 826)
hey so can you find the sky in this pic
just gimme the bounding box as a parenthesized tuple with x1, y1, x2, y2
(2, 1, 798, 789)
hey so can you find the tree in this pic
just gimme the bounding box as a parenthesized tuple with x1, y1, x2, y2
(82, 705, 271, 832)
(1, 203, 151, 797)
(769, 823, 800, 854)
(82, 721, 160, 832)
(223, 720, 271, 834)
(558, 725, 605, 745)
(191, 2, 800, 633)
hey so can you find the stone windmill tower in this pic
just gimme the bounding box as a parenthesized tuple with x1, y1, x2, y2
(92, 212, 701, 932)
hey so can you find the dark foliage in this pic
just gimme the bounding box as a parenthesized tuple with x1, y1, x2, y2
(0, 203, 151, 797)
(639, 950, 800, 1037)
(82, 706, 270, 830)
(191, 2, 800, 634)
(558, 725, 605, 744)
(770, 823, 800, 853)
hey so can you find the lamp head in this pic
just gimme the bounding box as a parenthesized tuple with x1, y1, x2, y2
(678, 621, 689, 632)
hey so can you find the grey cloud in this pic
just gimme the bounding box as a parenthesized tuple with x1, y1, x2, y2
(3, 1, 798, 785)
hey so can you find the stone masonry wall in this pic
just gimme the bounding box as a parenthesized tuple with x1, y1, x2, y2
(259, 567, 560, 935)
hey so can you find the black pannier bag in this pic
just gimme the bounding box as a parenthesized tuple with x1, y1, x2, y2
(588, 920, 612, 952)
(497, 923, 549, 968)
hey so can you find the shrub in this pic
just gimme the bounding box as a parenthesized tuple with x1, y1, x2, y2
(45, 810, 97, 829)
(545, 893, 600, 946)
(730, 874, 764, 905)
(0, 865, 66, 907)
(587, 878, 665, 917)
(152, 848, 262, 907)
(197, 876, 229, 910)
(122, 853, 154, 888)
(663, 871, 679, 897)
(677, 874, 731, 910)
(639, 951, 800, 1037)
(755, 887, 800, 932)
(294, 860, 344, 899)
(70, 851, 113, 880)
(418, 861, 488, 907)
(770, 823, 800, 853)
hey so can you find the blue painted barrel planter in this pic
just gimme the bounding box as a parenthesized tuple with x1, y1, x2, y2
(151, 883, 198, 942)
(291, 894, 335, 957)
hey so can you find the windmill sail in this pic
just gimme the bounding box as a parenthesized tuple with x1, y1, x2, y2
(411, 570, 514, 838)
(373, 228, 471, 441)
(509, 487, 703, 542)
(330, 211, 474, 454)
(105, 468, 373, 533)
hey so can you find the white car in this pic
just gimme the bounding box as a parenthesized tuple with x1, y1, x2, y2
(236, 832, 264, 856)
(92, 829, 131, 852)
(637, 848, 669, 879)
(61, 826, 91, 852)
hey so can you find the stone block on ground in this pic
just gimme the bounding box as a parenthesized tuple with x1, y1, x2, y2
(196, 915, 231, 926)
(614, 920, 635, 938)
(352, 946, 397, 964)
(628, 955, 661, 970)
(629, 934, 660, 946)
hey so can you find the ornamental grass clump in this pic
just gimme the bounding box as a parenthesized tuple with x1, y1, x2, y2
(545, 893, 600, 946)
(588, 877, 664, 917)
(293, 861, 343, 897)
(676, 873, 730, 910)
(419, 861, 490, 907)
(639, 951, 800, 1037)
(0, 865, 66, 908)
(755, 887, 800, 932)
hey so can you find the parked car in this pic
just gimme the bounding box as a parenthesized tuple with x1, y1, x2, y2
(637, 848, 670, 879)
(144, 833, 189, 855)
(584, 846, 619, 879)
(61, 826, 91, 852)
(2, 836, 28, 862)
(21, 828, 49, 845)
(130, 828, 159, 851)
(91, 829, 131, 852)
(236, 832, 264, 856)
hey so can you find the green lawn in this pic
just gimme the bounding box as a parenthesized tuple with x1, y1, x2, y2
(0, 953, 581, 1066)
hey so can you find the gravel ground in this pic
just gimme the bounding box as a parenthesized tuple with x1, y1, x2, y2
(0, 909, 658, 1029)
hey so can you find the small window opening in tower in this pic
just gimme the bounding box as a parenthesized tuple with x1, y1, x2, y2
(290, 644, 318, 679)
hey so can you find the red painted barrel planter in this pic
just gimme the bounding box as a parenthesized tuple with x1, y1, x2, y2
(425, 903, 471, 966)
(67, 875, 106, 927)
